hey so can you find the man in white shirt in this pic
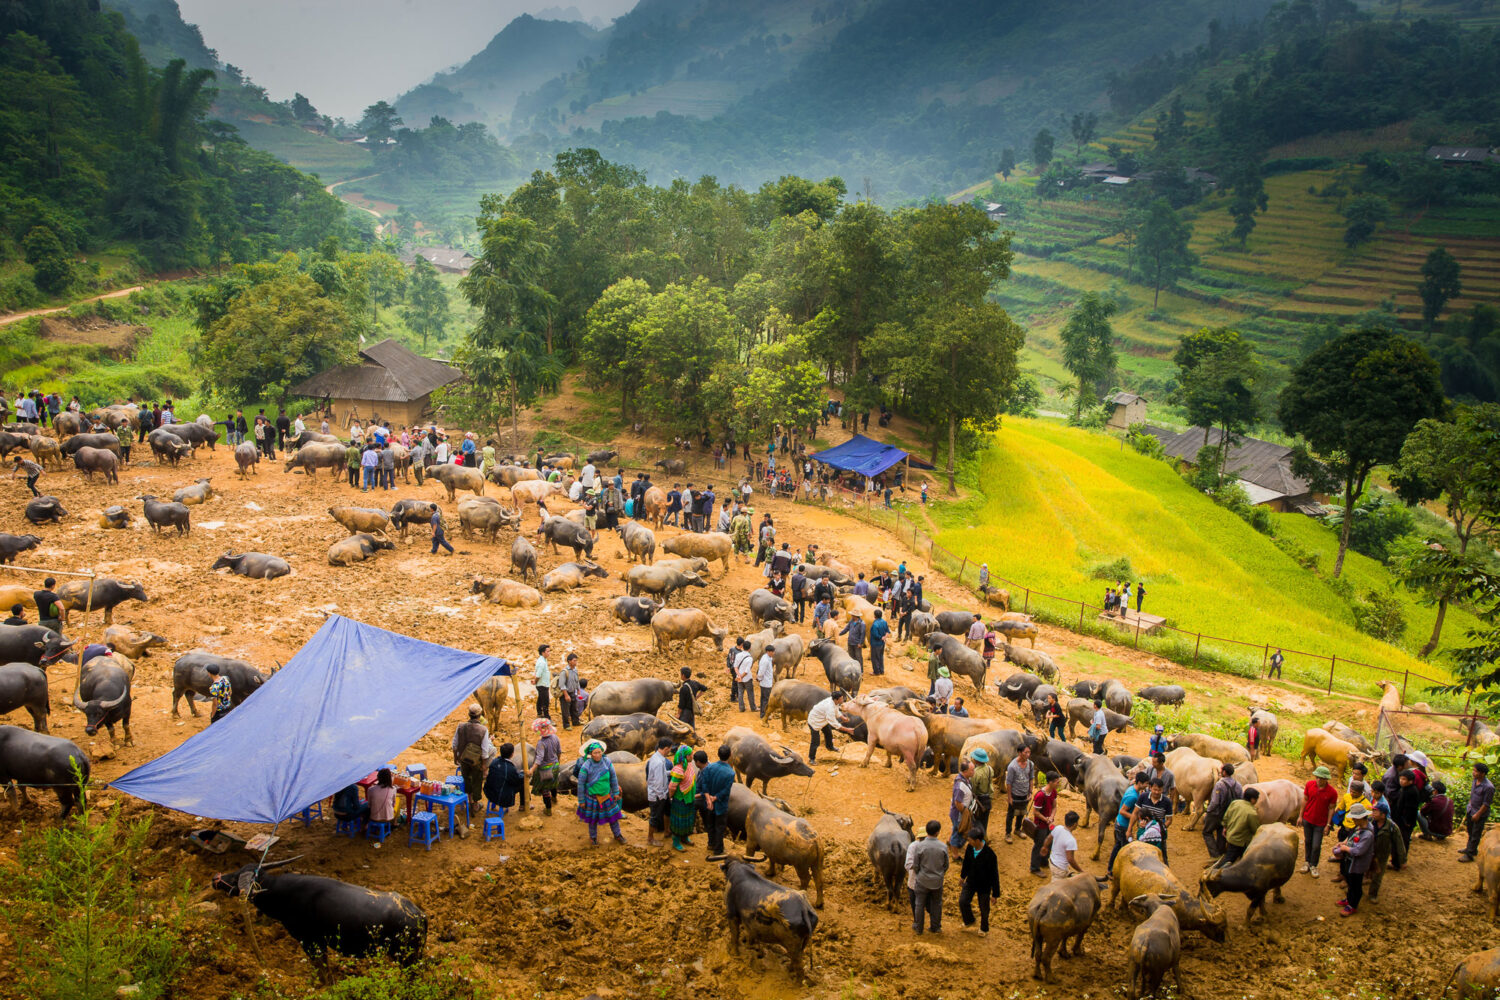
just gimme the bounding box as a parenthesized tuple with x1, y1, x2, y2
(581, 463, 596, 489)
(435, 439, 450, 464)
(533, 644, 551, 720)
(806, 691, 851, 765)
(755, 649, 775, 720)
(733, 639, 756, 713)
(1044, 810, 1086, 880)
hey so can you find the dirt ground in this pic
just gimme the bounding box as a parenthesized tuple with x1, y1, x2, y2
(0, 436, 1493, 1000)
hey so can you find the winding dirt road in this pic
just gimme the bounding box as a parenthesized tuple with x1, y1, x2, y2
(0, 285, 146, 328)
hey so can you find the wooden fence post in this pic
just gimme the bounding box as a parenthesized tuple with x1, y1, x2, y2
(1402, 669, 1409, 705)
(1024, 589, 1030, 614)
(1262, 644, 1269, 675)
(1193, 634, 1201, 665)
(1079, 603, 1086, 629)
(960, 557, 968, 580)
(1134, 617, 1141, 648)
(1327, 655, 1336, 695)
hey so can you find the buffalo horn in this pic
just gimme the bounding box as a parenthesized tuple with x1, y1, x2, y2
(99, 683, 129, 711)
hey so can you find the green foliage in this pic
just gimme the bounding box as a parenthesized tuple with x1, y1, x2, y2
(313, 958, 479, 1000)
(1341, 194, 1390, 249)
(0, 795, 189, 1000)
(1032, 128, 1055, 168)
(1418, 247, 1462, 329)
(1350, 588, 1408, 643)
(1411, 559, 1500, 710)
(23, 225, 73, 294)
(1090, 556, 1135, 581)
(997, 148, 1016, 180)
(1133, 198, 1196, 308)
(403, 256, 450, 351)
(1059, 292, 1117, 419)
(1323, 492, 1416, 565)
(1005, 372, 1042, 417)
(1427, 304, 1500, 403)
(1126, 423, 1164, 458)
(1170, 327, 1262, 485)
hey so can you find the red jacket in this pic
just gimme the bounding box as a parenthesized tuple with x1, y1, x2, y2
(1303, 780, 1339, 827)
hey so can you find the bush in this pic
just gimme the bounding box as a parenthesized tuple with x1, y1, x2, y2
(1090, 556, 1135, 581)
(316, 959, 479, 1000)
(1351, 588, 1408, 643)
(23, 225, 73, 295)
(1126, 424, 1164, 459)
(1323, 492, 1417, 564)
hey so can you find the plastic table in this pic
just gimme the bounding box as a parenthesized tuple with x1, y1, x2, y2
(356, 772, 418, 819)
(415, 791, 469, 837)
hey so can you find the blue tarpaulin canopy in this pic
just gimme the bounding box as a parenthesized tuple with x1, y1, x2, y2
(810, 434, 933, 477)
(111, 615, 504, 824)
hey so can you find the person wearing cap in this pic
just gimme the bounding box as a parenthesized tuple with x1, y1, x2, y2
(1331, 803, 1374, 915)
(969, 747, 994, 831)
(1004, 744, 1037, 845)
(1460, 762, 1494, 862)
(1367, 801, 1406, 903)
(1148, 724, 1169, 757)
(730, 505, 753, 562)
(575, 740, 626, 845)
(1109, 772, 1150, 876)
(452, 704, 494, 818)
(977, 562, 990, 597)
(959, 825, 999, 935)
(1220, 787, 1262, 865)
(1302, 765, 1339, 876)
(932, 666, 953, 710)
(206, 663, 233, 724)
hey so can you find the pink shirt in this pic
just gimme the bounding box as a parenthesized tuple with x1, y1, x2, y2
(967, 621, 986, 641)
(368, 785, 396, 822)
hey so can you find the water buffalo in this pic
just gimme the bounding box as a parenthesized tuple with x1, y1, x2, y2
(722, 858, 818, 981)
(1037, 740, 1087, 787)
(74, 659, 132, 746)
(0, 431, 33, 458)
(539, 560, 608, 593)
(659, 531, 732, 577)
(1027, 684, 1061, 725)
(147, 428, 192, 465)
(867, 804, 915, 909)
(750, 588, 795, 624)
(0, 663, 49, 731)
(211, 860, 427, 973)
(457, 496, 519, 542)
(908, 611, 939, 641)
(1000, 671, 1045, 708)
(1171, 731, 1250, 766)
(509, 534, 538, 581)
(1136, 685, 1186, 706)
(212, 551, 291, 580)
(537, 514, 594, 559)
(1002, 643, 1056, 680)
(51, 411, 84, 436)
(580, 713, 697, 758)
(799, 563, 854, 588)
(1476, 827, 1500, 923)
(611, 595, 662, 626)
(71, 445, 118, 483)
(0, 724, 89, 816)
(470, 577, 541, 608)
(1109, 841, 1227, 941)
(391, 499, 441, 540)
(742, 797, 825, 907)
(489, 465, 542, 488)
(56, 578, 148, 626)
(0, 625, 73, 667)
(509, 478, 562, 514)
(723, 726, 815, 793)
(654, 457, 686, 476)
(726, 783, 793, 841)
(1449, 947, 1500, 1000)
(624, 565, 706, 605)
(1125, 893, 1184, 1000)
(934, 610, 974, 635)
(586, 679, 676, 718)
(639, 486, 667, 529)
(763, 633, 806, 681)
(618, 521, 656, 563)
(0, 532, 41, 564)
(97, 505, 130, 529)
(24, 496, 67, 524)
(654, 556, 710, 576)
(1245, 779, 1302, 824)
(926, 714, 1005, 773)
(1201, 821, 1298, 922)
(473, 677, 509, 733)
(328, 506, 391, 536)
(59, 431, 121, 457)
(1067, 698, 1131, 741)
(765, 680, 830, 730)
(161, 422, 218, 451)
(959, 729, 1049, 778)
(283, 442, 346, 479)
(1323, 719, 1375, 753)
(842, 698, 928, 790)
(996, 619, 1040, 647)
(1076, 679, 1132, 716)
(650, 607, 727, 652)
(1250, 708, 1279, 755)
(138, 495, 190, 534)
(1078, 754, 1130, 859)
(103, 626, 166, 659)
(924, 632, 987, 690)
(586, 449, 617, 465)
(1027, 874, 1106, 982)
(233, 442, 260, 477)
(172, 652, 268, 716)
(285, 430, 342, 450)
(328, 532, 394, 566)
(808, 638, 862, 696)
(173, 478, 213, 505)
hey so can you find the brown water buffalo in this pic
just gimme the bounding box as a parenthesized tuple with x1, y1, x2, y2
(722, 858, 819, 982)
(457, 496, 519, 542)
(722, 726, 815, 793)
(639, 486, 667, 530)
(427, 464, 486, 501)
(1136, 685, 1186, 706)
(173, 478, 213, 505)
(1003, 643, 1057, 681)
(489, 465, 542, 487)
(474, 677, 509, 733)
(624, 564, 706, 605)
(27, 435, 63, 470)
(765, 680, 830, 729)
(1125, 894, 1184, 1000)
(580, 713, 697, 758)
(1110, 841, 1227, 941)
(510, 535, 538, 581)
(539, 560, 608, 593)
(283, 442, 345, 479)
(1250, 708, 1279, 755)
(1322, 719, 1374, 752)
(509, 478, 562, 514)
(617, 521, 656, 563)
(1067, 698, 1130, 741)
(925, 714, 1004, 773)
(996, 619, 1039, 648)
(1476, 827, 1500, 923)
(654, 556, 710, 575)
(72, 446, 118, 483)
(742, 797, 825, 908)
(611, 595, 662, 625)
(842, 698, 928, 790)
(745, 622, 784, 663)
(469, 577, 541, 608)
(328, 506, 391, 536)
(1298, 728, 1368, 783)
(328, 532, 394, 566)
(1245, 779, 1303, 824)
(660, 531, 732, 576)
(56, 579, 147, 626)
(1170, 731, 1249, 766)
(1449, 947, 1500, 999)
(867, 804, 914, 909)
(586, 679, 676, 719)
(924, 632, 988, 690)
(537, 514, 594, 559)
(726, 783, 792, 842)
(837, 594, 879, 626)
(1162, 747, 1222, 826)
(1027, 874, 1106, 982)
(649, 608, 726, 652)
(983, 588, 1011, 611)
(1200, 821, 1298, 922)
(103, 626, 166, 659)
(960, 729, 1050, 780)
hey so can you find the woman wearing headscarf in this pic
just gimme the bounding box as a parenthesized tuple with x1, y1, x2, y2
(667, 745, 698, 851)
(576, 741, 626, 845)
(529, 717, 562, 816)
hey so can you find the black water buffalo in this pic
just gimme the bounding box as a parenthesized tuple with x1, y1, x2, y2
(764, 680, 830, 729)
(161, 421, 218, 451)
(611, 595, 662, 626)
(0, 431, 32, 457)
(0, 533, 41, 564)
(749, 588, 795, 624)
(138, 495, 190, 534)
(0, 625, 73, 667)
(1136, 685, 1186, 706)
(72, 445, 119, 483)
(585, 678, 676, 718)
(1200, 821, 1298, 922)
(0, 724, 89, 816)
(1078, 754, 1130, 860)
(536, 516, 594, 559)
(722, 858, 819, 981)
(580, 713, 698, 758)
(0, 663, 49, 731)
(1067, 697, 1131, 741)
(390, 499, 441, 540)
(1000, 671, 1045, 707)
(1035, 740, 1086, 787)
(742, 797, 826, 907)
(799, 563, 854, 588)
(654, 457, 686, 476)
(172, 652, 268, 716)
(867, 804, 915, 909)
(147, 428, 192, 465)
(212, 859, 427, 973)
(586, 449, 618, 465)
(935, 610, 976, 635)
(24, 496, 66, 524)
(723, 726, 815, 793)
(808, 638, 861, 696)
(924, 631, 988, 690)
(58, 432, 120, 457)
(74, 660, 132, 745)
(212, 551, 291, 579)
(726, 783, 793, 841)
(56, 578, 147, 626)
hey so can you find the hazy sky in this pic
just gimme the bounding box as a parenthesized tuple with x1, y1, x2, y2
(175, 0, 635, 121)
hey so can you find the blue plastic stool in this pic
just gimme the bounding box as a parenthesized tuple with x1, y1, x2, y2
(365, 820, 392, 844)
(409, 811, 439, 850)
(334, 815, 363, 837)
(405, 764, 428, 779)
(483, 811, 506, 842)
(486, 800, 504, 815)
(296, 801, 323, 827)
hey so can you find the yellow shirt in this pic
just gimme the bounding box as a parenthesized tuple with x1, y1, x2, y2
(1338, 791, 1371, 829)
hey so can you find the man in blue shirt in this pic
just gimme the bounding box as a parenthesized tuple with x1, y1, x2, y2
(868, 609, 890, 676)
(700, 486, 715, 533)
(1109, 772, 1149, 876)
(853, 573, 870, 598)
(697, 745, 736, 861)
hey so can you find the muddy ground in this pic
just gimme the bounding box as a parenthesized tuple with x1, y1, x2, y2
(0, 437, 1491, 1000)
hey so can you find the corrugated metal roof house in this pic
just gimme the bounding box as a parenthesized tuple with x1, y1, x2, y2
(290, 339, 462, 428)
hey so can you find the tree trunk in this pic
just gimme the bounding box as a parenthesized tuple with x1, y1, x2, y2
(509, 377, 519, 445)
(1333, 479, 1355, 578)
(946, 413, 957, 494)
(1420, 598, 1447, 658)
(545, 316, 554, 355)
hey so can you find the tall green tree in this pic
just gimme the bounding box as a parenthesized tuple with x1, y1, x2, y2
(735, 336, 826, 448)
(1171, 327, 1262, 482)
(997, 148, 1016, 180)
(1225, 160, 1268, 247)
(357, 101, 402, 144)
(1060, 293, 1118, 419)
(1341, 194, 1390, 249)
(1402, 555, 1500, 709)
(196, 272, 353, 403)
(1418, 246, 1462, 329)
(1133, 198, 1196, 307)
(1278, 326, 1447, 577)
(1031, 129, 1055, 168)
(632, 277, 736, 434)
(1070, 112, 1098, 156)
(402, 255, 450, 351)
(1392, 403, 1500, 655)
(579, 277, 652, 419)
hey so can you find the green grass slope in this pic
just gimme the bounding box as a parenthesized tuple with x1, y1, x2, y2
(931, 419, 1472, 696)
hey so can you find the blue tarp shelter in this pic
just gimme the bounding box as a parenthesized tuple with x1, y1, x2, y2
(111, 615, 504, 824)
(810, 434, 933, 477)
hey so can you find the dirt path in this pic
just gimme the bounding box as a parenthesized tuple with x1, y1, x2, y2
(1, 440, 1482, 999)
(0, 285, 146, 328)
(325, 172, 386, 236)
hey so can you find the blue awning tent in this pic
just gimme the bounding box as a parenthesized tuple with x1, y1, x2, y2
(111, 615, 504, 824)
(810, 434, 934, 477)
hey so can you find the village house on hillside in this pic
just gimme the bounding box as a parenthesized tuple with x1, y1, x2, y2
(1146, 425, 1321, 514)
(1104, 391, 1148, 430)
(291, 338, 461, 428)
(1427, 145, 1500, 164)
(399, 246, 476, 275)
